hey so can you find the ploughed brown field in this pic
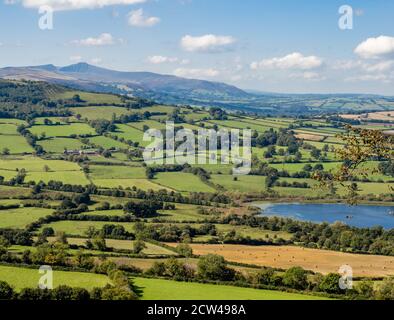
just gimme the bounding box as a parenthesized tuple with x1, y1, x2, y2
(341, 111, 394, 121)
(172, 244, 394, 277)
(294, 133, 325, 141)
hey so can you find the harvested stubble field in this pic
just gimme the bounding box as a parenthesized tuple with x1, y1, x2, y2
(177, 244, 394, 277)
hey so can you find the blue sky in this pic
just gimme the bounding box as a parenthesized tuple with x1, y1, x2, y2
(0, 0, 394, 94)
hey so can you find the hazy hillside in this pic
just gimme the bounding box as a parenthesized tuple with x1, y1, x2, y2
(1, 63, 394, 115)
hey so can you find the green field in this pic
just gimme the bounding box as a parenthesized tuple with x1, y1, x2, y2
(113, 124, 147, 147)
(0, 118, 27, 126)
(154, 172, 216, 193)
(211, 174, 266, 193)
(0, 124, 18, 135)
(39, 221, 136, 236)
(54, 91, 123, 104)
(89, 165, 146, 179)
(0, 157, 81, 172)
(0, 156, 89, 185)
(71, 106, 132, 120)
(157, 204, 210, 222)
(29, 123, 96, 137)
(88, 135, 129, 149)
(0, 265, 110, 290)
(93, 178, 170, 191)
(128, 120, 167, 131)
(0, 135, 34, 154)
(26, 171, 90, 185)
(37, 137, 87, 153)
(0, 207, 53, 229)
(133, 277, 327, 300)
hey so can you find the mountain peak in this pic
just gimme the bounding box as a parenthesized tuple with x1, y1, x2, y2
(59, 62, 101, 73)
(31, 64, 58, 72)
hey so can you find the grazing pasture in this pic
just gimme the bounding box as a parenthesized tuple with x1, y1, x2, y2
(39, 221, 136, 236)
(0, 124, 18, 135)
(0, 135, 34, 154)
(29, 123, 96, 137)
(26, 171, 90, 185)
(71, 106, 132, 120)
(0, 265, 110, 290)
(53, 91, 123, 104)
(113, 124, 147, 147)
(211, 174, 266, 193)
(92, 178, 171, 191)
(154, 172, 216, 193)
(89, 165, 146, 179)
(0, 157, 82, 172)
(37, 137, 87, 153)
(0, 207, 53, 229)
(88, 136, 129, 149)
(133, 277, 326, 300)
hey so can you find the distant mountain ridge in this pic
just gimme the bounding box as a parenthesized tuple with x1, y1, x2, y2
(1, 62, 394, 115)
(0, 62, 248, 102)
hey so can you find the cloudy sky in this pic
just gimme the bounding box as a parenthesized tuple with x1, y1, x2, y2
(0, 0, 394, 95)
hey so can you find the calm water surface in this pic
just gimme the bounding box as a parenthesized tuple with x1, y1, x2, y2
(257, 203, 394, 229)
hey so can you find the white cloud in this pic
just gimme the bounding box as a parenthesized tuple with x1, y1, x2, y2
(332, 59, 362, 70)
(355, 35, 394, 59)
(148, 55, 179, 64)
(181, 34, 236, 53)
(362, 60, 394, 72)
(147, 55, 189, 65)
(69, 55, 82, 62)
(251, 52, 323, 70)
(72, 33, 115, 46)
(174, 68, 219, 78)
(289, 72, 326, 81)
(345, 74, 390, 82)
(332, 59, 394, 73)
(20, 0, 146, 11)
(128, 9, 160, 27)
(91, 57, 102, 64)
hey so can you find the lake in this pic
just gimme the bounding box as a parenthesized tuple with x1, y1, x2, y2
(257, 203, 394, 229)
